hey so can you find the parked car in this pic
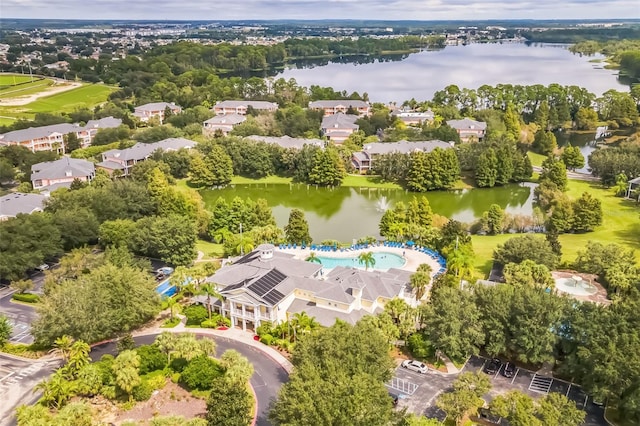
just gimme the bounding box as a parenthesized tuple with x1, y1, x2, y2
(502, 362, 516, 378)
(484, 358, 502, 375)
(35, 264, 50, 272)
(401, 359, 428, 374)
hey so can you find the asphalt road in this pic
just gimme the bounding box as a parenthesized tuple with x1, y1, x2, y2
(0, 273, 42, 344)
(0, 354, 62, 426)
(91, 333, 288, 426)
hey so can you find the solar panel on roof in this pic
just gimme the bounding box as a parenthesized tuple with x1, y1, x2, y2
(235, 251, 259, 265)
(247, 269, 286, 297)
(221, 282, 245, 292)
(263, 289, 285, 305)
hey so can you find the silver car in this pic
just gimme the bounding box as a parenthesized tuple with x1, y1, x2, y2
(401, 359, 428, 374)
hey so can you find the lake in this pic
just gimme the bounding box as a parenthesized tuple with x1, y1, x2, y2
(201, 183, 536, 242)
(277, 42, 626, 103)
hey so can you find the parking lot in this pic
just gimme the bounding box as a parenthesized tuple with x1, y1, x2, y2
(387, 356, 606, 426)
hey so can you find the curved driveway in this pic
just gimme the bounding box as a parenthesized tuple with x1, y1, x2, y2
(91, 333, 288, 426)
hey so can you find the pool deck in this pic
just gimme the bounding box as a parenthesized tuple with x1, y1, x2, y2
(552, 271, 610, 305)
(277, 245, 441, 275)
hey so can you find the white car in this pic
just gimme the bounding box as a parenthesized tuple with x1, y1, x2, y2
(35, 264, 49, 272)
(401, 359, 428, 374)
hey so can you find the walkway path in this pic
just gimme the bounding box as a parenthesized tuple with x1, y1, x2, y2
(532, 166, 599, 182)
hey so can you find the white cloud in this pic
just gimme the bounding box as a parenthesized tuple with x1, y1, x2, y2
(2, 0, 638, 20)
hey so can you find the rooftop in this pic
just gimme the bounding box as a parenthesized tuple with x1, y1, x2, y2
(247, 135, 324, 150)
(446, 118, 487, 131)
(321, 113, 359, 129)
(204, 114, 246, 125)
(214, 100, 278, 110)
(0, 193, 47, 219)
(102, 138, 196, 162)
(31, 157, 95, 181)
(362, 140, 453, 156)
(134, 102, 181, 112)
(309, 100, 369, 108)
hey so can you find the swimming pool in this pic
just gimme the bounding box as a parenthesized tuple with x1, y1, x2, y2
(316, 252, 405, 271)
(156, 279, 177, 297)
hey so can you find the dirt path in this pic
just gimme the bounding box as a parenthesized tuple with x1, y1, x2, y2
(0, 81, 82, 106)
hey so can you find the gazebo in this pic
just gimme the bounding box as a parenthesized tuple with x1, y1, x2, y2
(627, 176, 640, 200)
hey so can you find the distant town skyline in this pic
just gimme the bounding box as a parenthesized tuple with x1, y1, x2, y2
(2, 0, 639, 21)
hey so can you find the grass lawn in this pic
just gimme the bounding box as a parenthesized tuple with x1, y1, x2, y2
(471, 179, 640, 277)
(0, 79, 53, 98)
(527, 151, 547, 167)
(26, 84, 115, 113)
(196, 239, 224, 259)
(0, 74, 37, 86)
(0, 83, 116, 121)
(342, 174, 402, 189)
(230, 175, 293, 185)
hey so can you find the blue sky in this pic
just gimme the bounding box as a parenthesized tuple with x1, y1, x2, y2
(3, 0, 639, 20)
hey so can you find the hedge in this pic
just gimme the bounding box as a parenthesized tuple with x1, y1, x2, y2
(12, 293, 40, 303)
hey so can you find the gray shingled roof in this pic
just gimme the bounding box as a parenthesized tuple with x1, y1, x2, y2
(85, 117, 122, 129)
(134, 102, 181, 112)
(321, 113, 359, 129)
(0, 117, 122, 144)
(246, 135, 324, 150)
(362, 140, 453, 156)
(102, 138, 196, 162)
(96, 160, 126, 170)
(309, 100, 369, 109)
(0, 123, 80, 143)
(204, 114, 246, 125)
(0, 193, 47, 218)
(214, 100, 278, 110)
(31, 157, 95, 181)
(446, 118, 487, 131)
(286, 298, 372, 327)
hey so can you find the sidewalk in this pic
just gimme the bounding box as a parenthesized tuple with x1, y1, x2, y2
(133, 322, 294, 373)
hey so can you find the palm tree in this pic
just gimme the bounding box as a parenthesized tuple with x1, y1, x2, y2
(410, 271, 431, 300)
(154, 332, 177, 364)
(447, 245, 475, 280)
(35, 370, 75, 409)
(220, 349, 254, 385)
(112, 350, 141, 402)
(358, 251, 376, 271)
(166, 296, 177, 321)
(65, 341, 91, 379)
(291, 311, 320, 341)
(49, 335, 75, 363)
(198, 282, 224, 321)
(305, 252, 322, 264)
(171, 266, 191, 294)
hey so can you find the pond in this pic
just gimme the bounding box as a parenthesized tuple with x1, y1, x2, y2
(276, 42, 626, 103)
(201, 183, 536, 242)
(554, 128, 636, 174)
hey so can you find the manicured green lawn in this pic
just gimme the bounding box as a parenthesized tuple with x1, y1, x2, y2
(527, 151, 546, 167)
(0, 74, 38, 86)
(26, 84, 115, 113)
(196, 239, 224, 259)
(471, 179, 640, 277)
(342, 174, 402, 189)
(230, 175, 293, 185)
(0, 79, 53, 98)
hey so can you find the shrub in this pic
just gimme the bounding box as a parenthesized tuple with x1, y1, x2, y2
(183, 305, 208, 326)
(180, 355, 223, 391)
(259, 334, 275, 346)
(170, 357, 189, 373)
(12, 293, 40, 303)
(144, 372, 167, 391)
(94, 355, 115, 386)
(100, 385, 117, 400)
(201, 319, 217, 329)
(132, 380, 154, 401)
(137, 345, 167, 375)
(256, 322, 273, 337)
(201, 314, 230, 329)
(407, 332, 435, 360)
(171, 372, 181, 383)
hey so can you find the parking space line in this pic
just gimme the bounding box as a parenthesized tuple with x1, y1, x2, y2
(511, 367, 519, 384)
(494, 363, 503, 379)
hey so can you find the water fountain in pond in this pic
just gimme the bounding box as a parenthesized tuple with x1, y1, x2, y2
(554, 274, 598, 296)
(376, 196, 390, 212)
